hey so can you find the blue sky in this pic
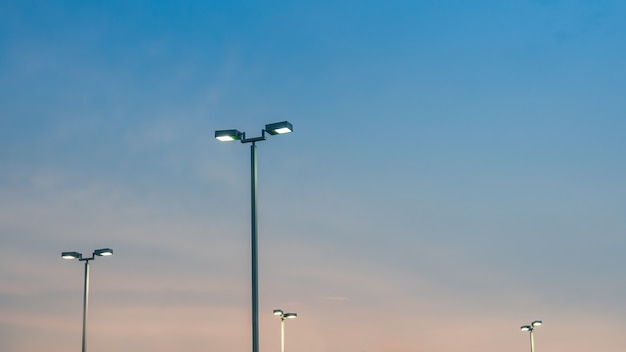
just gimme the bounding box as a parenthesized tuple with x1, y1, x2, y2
(2, 1, 626, 351)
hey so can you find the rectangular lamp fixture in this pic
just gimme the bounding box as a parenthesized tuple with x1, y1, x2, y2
(265, 121, 293, 135)
(215, 129, 243, 141)
(62, 251, 82, 260)
(94, 248, 114, 256)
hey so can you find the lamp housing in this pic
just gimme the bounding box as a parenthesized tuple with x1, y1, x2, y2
(215, 129, 243, 142)
(265, 121, 293, 135)
(62, 251, 82, 260)
(94, 248, 113, 256)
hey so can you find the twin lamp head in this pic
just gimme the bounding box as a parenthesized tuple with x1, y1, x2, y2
(520, 320, 542, 331)
(273, 309, 297, 319)
(62, 248, 113, 260)
(215, 121, 293, 142)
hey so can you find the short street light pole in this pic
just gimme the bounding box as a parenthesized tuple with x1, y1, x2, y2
(215, 121, 293, 352)
(520, 320, 542, 352)
(273, 309, 297, 352)
(62, 248, 113, 352)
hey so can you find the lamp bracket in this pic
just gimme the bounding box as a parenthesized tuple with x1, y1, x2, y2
(241, 130, 267, 143)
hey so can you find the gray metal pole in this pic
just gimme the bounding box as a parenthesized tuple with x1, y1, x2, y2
(251, 142, 259, 352)
(82, 259, 90, 352)
(280, 317, 285, 352)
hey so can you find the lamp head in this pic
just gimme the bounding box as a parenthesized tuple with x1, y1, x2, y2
(61, 251, 82, 260)
(94, 248, 113, 256)
(265, 121, 293, 135)
(215, 129, 243, 142)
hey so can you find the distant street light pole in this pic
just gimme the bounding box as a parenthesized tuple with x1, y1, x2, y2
(273, 309, 297, 352)
(62, 248, 113, 352)
(215, 121, 293, 352)
(520, 320, 542, 352)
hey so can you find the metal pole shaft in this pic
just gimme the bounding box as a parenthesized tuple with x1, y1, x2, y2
(281, 318, 285, 352)
(82, 260, 90, 352)
(251, 142, 259, 352)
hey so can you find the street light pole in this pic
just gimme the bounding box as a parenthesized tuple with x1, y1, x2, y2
(273, 309, 297, 352)
(82, 258, 90, 352)
(281, 315, 284, 352)
(62, 248, 113, 352)
(251, 141, 259, 351)
(520, 320, 542, 352)
(215, 121, 293, 352)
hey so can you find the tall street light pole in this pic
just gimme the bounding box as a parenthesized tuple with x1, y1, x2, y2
(520, 320, 542, 352)
(273, 309, 297, 352)
(62, 248, 113, 352)
(215, 121, 293, 352)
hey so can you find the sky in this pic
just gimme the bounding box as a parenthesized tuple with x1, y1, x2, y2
(1, 0, 626, 351)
